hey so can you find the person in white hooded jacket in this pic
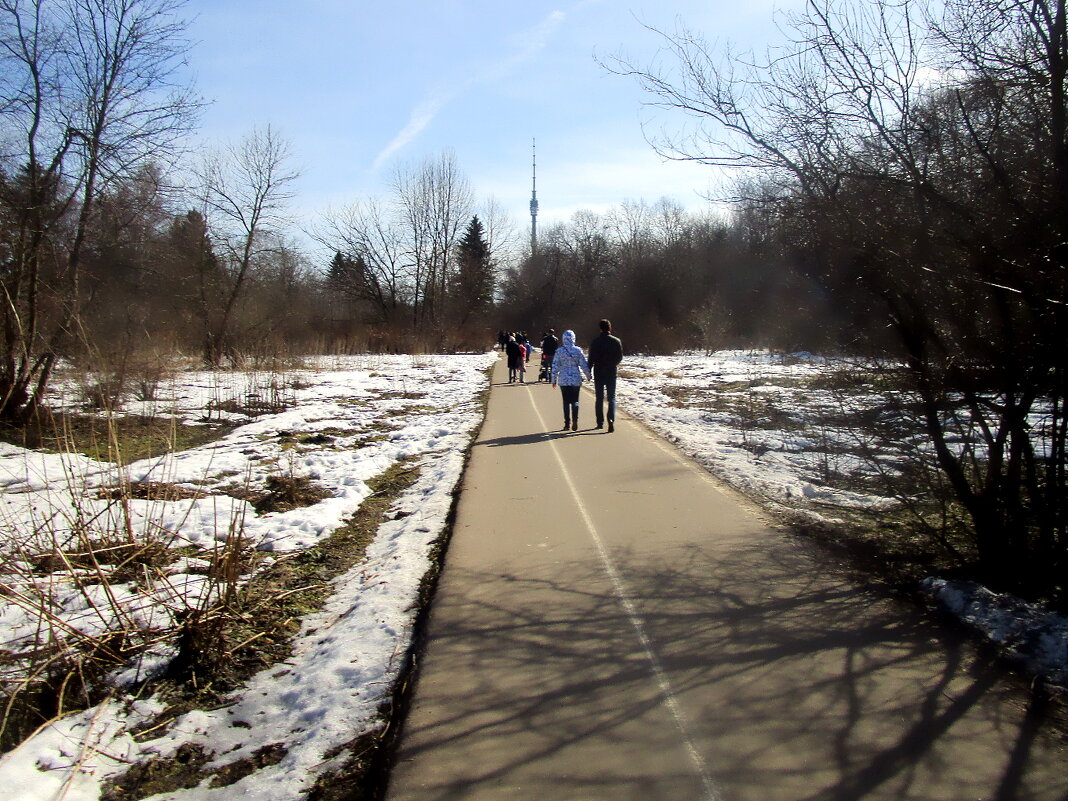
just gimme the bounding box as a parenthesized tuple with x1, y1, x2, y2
(550, 329, 591, 431)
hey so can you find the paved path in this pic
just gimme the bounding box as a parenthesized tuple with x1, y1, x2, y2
(385, 356, 1067, 801)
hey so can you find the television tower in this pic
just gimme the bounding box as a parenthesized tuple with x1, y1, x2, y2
(529, 139, 539, 255)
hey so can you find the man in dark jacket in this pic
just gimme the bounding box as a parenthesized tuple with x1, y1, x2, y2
(587, 318, 623, 431)
(505, 335, 522, 383)
(540, 329, 559, 360)
(539, 329, 559, 382)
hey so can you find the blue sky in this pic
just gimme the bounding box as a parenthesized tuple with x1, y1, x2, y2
(182, 0, 799, 253)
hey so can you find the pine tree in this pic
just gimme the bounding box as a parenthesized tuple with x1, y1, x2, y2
(451, 216, 493, 324)
(326, 252, 355, 292)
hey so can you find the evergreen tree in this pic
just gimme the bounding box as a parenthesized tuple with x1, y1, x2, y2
(163, 210, 222, 352)
(326, 252, 355, 292)
(451, 216, 493, 324)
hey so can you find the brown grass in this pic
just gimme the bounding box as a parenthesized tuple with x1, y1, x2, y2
(102, 460, 423, 800)
(0, 410, 237, 464)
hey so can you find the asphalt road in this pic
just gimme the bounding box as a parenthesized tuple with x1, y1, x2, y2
(385, 355, 1067, 801)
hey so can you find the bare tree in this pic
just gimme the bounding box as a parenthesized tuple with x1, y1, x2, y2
(607, 199, 654, 263)
(0, 0, 198, 420)
(478, 195, 518, 298)
(607, 0, 1068, 597)
(391, 151, 473, 330)
(314, 197, 409, 324)
(197, 124, 298, 366)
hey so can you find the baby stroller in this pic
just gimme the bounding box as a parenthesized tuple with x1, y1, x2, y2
(538, 353, 552, 382)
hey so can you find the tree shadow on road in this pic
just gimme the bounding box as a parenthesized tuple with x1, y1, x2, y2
(388, 535, 1067, 801)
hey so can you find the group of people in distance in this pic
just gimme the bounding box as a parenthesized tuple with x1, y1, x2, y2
(499, 320, 623, 433)
(501, 330, 534, 383)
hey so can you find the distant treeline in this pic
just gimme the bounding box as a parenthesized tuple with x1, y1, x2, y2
(497, 200, 847, 354)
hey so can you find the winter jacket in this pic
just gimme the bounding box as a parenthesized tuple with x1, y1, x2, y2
(551, 330, 591, 386)
(587, 331, 623, 375)
(505, 339, 522, 369)
(540, 333, 559, 362)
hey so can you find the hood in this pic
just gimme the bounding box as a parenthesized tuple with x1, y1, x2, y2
(561, 329, 576, 348)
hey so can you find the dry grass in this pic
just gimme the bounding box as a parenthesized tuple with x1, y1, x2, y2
(0, 410, 237, 464)
(101, 460, 423, 800)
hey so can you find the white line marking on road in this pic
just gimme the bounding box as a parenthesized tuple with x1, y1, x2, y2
(527, 389, 723, 801)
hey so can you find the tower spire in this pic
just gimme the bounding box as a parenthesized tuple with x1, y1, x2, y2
(529, 138, 539, 255)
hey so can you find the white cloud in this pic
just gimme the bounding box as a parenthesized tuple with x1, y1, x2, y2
(511, 9, 567, 63)
(372, 92, 454, 172)
(371, 9, 567, 170)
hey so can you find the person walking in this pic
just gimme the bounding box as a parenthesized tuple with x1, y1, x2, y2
(517, 341, 528, 383)
(551, 329, 591, 431)
(505, 334, 522, 383)
(539, 329, 559, 382)
(540, 329, 559, 361)
(587, 318, 623, 432)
